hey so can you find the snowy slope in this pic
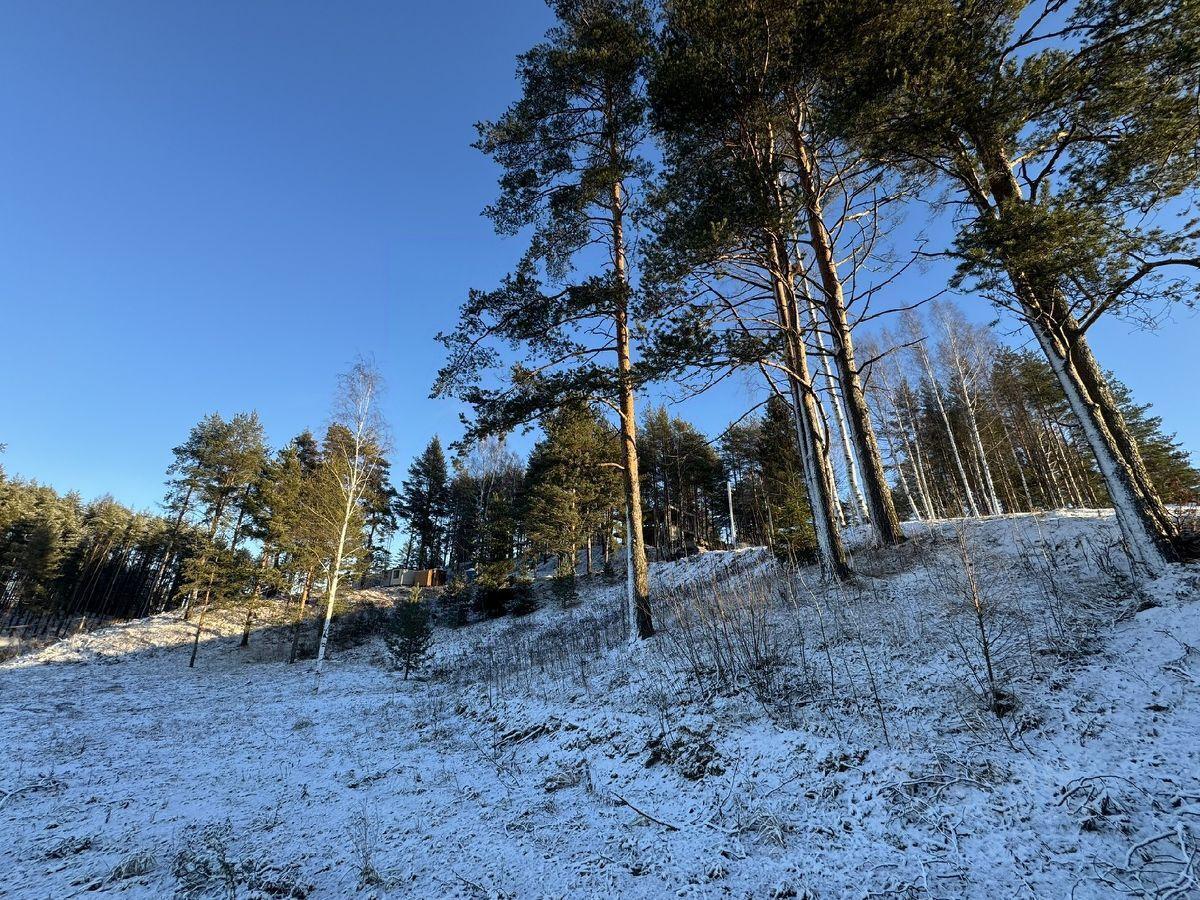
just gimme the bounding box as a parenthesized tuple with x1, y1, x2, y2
(1, 511, 1198, 898)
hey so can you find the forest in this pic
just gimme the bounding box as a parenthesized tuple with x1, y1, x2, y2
(4, 304, 1195, 655)
(4, 0, 1199, 649)
(2, 0, 1199, 896)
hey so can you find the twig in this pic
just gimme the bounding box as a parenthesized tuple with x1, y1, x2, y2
(610, 792, 679, 831)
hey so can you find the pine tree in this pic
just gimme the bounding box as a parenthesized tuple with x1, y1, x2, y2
(435, 0, 659, 636)
(820, 0, 1200, 571)
(169, 412, 267, 623)
(252, 436, 323, 661)
(645, 0, 851, 577)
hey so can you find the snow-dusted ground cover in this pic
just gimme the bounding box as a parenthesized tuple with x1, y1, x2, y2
(2, 511, 1198, 898)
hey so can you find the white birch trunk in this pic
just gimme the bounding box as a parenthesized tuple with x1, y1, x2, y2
(806, 298, 868, 525)
(917, 343, 980, 517)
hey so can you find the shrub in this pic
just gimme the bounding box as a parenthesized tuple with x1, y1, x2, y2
(510, 575, 539, 616)
(551, 573, 578, 609)
(473, 562, 513, 619)
(439, 577, 473, 628)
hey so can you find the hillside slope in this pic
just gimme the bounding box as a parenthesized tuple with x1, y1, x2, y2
(1, 512, 1198, 898)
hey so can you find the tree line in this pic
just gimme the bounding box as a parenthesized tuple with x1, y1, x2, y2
(3, 0, 1197, 654)
(1, 363, 396, 672)
(396, 297, 1196, 604)
(1, 309, 1193, 652)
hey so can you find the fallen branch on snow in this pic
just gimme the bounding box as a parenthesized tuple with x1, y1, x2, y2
(610, 792, 680, 831)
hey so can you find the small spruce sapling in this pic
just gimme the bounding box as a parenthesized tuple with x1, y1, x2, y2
(385, 587, 433, 679)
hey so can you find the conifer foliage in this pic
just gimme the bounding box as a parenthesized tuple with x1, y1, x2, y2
(4, 0, 1198, 673)
(435, 0, 660, 636)
(396, 437, 450, 570)
(817, 0, 1200, 571)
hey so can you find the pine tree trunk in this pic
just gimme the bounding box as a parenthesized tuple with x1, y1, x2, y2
(187, 575, 214, 669)
(1054, 425, 1085, 508)
(1037, 423, 1068, 508)
(290, 569, 314, 664)
(610, 178, 654, 638)
(149, 486, 192, 603)
(971, 135, 1177, 574)
(792, 138, 904, 545)
(184, 502, 227, 621)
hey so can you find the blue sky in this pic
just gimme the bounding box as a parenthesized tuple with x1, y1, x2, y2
(1, 0, 1197, 513)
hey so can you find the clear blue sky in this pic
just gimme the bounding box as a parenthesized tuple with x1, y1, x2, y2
(2, 0, 1197, 512)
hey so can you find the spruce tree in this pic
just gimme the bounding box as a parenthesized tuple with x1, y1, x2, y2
(523, 402, 621, 575)
(384, 588, 433, 679)
(397, 437, 450, 570)
(759, 395, 819, 562)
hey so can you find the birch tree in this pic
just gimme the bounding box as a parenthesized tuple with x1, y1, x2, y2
(312, 361, 387, 688)
(902, 311, 981, 518)
(931, 301, 1004, 515)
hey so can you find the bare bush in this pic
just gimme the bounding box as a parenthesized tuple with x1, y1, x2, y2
(722, 794, 794, 847)
(436, 597, 628, 703)
(107, 850, 157, 884)
(348, 804, 384, 889)
(920, 524, 1023, 725)
(1089, 825, 1198, 897)
(653, 574, 792, 704)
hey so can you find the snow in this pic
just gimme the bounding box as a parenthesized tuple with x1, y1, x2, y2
(2, 511, 1198, 898)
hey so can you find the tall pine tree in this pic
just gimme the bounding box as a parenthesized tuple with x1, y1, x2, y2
(435, 0, 659, 636)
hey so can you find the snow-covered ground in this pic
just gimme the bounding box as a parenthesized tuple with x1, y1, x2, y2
(2, 511, 1198, 898)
